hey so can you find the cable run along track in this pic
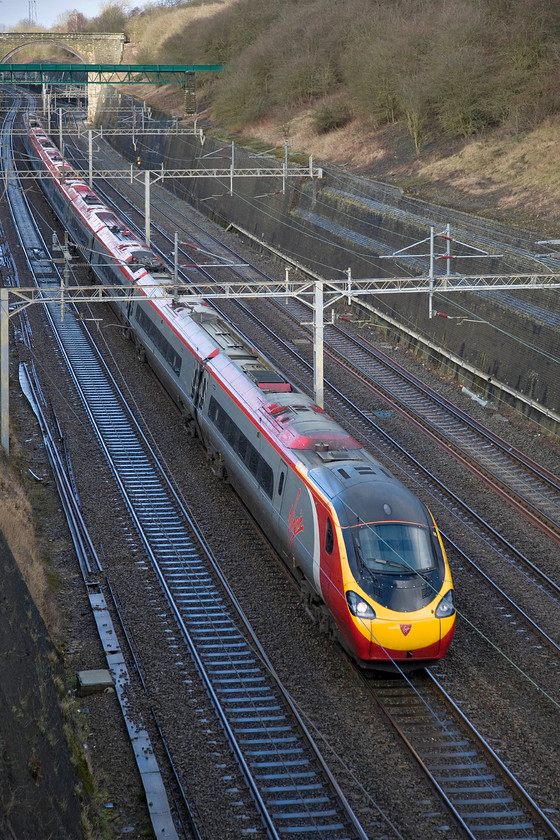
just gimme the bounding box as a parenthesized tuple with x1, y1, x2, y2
(280, 305, 560, 540)
(66, 129, 560, 546)
(363, 670, 560, 840)
(4, 94, 379, 840)
(60, 121, 560, 838)
(66, 136, 560, 660)
(1, 96, 181, 840)
(9, 95, 560, 839)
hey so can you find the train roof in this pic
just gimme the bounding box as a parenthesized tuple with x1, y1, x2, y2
(25, 113, 363, 466)
(180, 304, 362, 458)
(309, 461, 431, 526)
(26, 118, 170, 275)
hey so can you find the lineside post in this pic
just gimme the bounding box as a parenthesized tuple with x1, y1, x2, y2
(314, 281, 324, 409)
(145, 170, 151, 245)
(173, 231, 179, 306)
(89, 130, 93, 188)
(429, 225, 434, 319)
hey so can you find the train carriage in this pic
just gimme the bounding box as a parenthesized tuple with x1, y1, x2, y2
(23, 112, 456, 669)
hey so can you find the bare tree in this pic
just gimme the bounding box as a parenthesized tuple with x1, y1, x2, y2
(92, 0, 130, 32)
(399, 72, 429, 156)
(53, 10, 88, 32)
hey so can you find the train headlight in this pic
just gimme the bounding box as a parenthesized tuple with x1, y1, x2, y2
(346, 590, 376, 621)
(435, 590, 455, 618)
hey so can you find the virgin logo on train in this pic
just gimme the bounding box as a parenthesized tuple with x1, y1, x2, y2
(288, 490, 304, 545)
(400, 624, 412, 636)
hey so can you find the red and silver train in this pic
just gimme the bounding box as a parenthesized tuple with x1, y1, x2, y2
(24, 113, 456, 669)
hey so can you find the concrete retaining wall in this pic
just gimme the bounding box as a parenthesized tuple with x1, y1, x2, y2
(97, 89, 560, 427)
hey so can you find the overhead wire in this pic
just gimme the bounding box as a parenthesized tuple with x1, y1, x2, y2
(47, 98, 554, 688)
(74, 115, 560, 433)
(5, 137, 556, 840)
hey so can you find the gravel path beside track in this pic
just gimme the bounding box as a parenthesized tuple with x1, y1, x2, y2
(3, 128, 559, 838)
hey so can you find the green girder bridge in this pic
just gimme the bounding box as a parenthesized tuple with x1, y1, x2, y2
(0, 64, 223, 85)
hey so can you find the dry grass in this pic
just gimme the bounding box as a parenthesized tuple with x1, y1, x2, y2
(0, 457, 61, 637)
(237, 107, 560, 231)
(410, 119, 560, 222)
(123, 83, 186, 116)
(115, 0, 560, 233)
(241, 109, 395, 168)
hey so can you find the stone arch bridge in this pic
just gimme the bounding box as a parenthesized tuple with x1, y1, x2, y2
(0, 32, 126, 118)
(0, 32, 125, 63)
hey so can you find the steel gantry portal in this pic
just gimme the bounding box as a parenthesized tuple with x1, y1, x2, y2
(3, 270, 560, 455)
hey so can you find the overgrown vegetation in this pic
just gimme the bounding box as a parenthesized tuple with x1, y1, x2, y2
(0, 455, 61, 633)
(125, 0, 560, 154)
(8, 0, 560, 154)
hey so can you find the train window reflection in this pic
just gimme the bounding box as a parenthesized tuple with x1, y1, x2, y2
(353, 523, 435, 573)
(208, 396, 273, 498)
(325, 518, 334, 554)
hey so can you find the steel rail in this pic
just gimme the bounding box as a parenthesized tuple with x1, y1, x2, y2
(2, 93, 183, 839)
(222, 301, 560, 652)
(364, 669, 560, 840)
(70, 133, 560, 541)
(74, 140, 560, 652)
(60, 98, 560, 831)
(356, 331, 560, 490)
(43, 251, 374, 840)
(50, 279, 373, 840)
(8, 96, 376, 840)
(36, 100, 560, 837)
(317, 321, 560, 538)
(19, 366, 182, 839)
(327, 347, 560, 542)
(82, 163, 560, 590)
(427, 671, 560, 837)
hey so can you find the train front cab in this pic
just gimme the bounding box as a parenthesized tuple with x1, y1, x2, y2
(329, 478, 456, 670)
(342, 594, 456, 670)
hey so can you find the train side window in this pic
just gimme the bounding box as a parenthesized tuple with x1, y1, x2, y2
(237, 433, 248, 460)
(258, 459, 274, 498)
(207, 398, 272, 497)
(325, 518, 334, 554)
(247, 444, 259, 477)
(222, 413, 232, 442)
(209, 396, 219, 423)
(226, 417, 239, 449)
(278, 471, 285, 496)
(215, 404, 226, 434)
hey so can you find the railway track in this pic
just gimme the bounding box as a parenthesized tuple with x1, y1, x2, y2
(62, 134, 560, 665)
(364, 670, 560, 840)
(64, 126, 560, 548)
(5, 95, 560, 838)
(275, 299, 560, 542)
(24, 321, 373, 840)
(224, 299, 560, 667)
(4, 91, 380, 840)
